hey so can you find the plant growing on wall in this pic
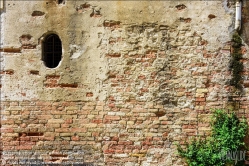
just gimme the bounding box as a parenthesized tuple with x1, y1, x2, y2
(177, 109, 247, 166)
(229, 32, 244, 92)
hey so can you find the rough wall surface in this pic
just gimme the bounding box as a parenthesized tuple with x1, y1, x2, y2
(1, 0, 249, 165)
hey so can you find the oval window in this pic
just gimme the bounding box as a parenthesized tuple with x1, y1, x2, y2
(42, 34, 62, 68)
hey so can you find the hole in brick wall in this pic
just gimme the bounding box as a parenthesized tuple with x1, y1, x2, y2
(179, 17, 192, 23)
(50, 154, 68, 157)
(108, 74, 116, 79)
(103, 20, 121, 28)
(155, 111, 166, 117)
(30, 70, 39, 75)
(19, 34, 32, 41)
(208, 14, 216, 19)
(46, 75, 60, 79)
(81, 3, 90, 8)
(175, 4, 186, 10)
(90, 7, 101, 17)
(105, 53, 121, 58)
(76, 2, 91, 12)
(27, 133, 44, 137)
(19, 132, 44, 137)
(161, 98, 178, 107)
(19, 34, 36, 49)
(31, 11, 45, 16)
(86, 92, 93, 97)
(4, 69, 14, 75)
(172, 100, 178, 106)
(19, 133, 27, 137)
(59, 83, 78, 88)
(0, 47, 21, 53)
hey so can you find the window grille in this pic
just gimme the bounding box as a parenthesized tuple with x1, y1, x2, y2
(43, 34, 62, 68)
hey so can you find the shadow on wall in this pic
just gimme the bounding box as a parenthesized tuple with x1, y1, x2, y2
(241, 1, 249, 45)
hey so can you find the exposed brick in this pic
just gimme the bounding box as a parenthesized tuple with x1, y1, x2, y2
(0, 47, 21, 53)
(196, 97, 206, 102)
(175, 4, 186, 10)
(59, 83, 78, 88)
(103, 20, 121, 28)
(60, 133, 74, 137)
(86, 92, 93, 97)
(196, 88, 209, 93)
(16, 145, 33, 150)
(105, 115, 120, 120)
(2, 133, 18, 137)
(2, 2, 247, 166)
(105, 53, 121, 58)
(47, 119, 64, 123)
(31, 11, 45, 16)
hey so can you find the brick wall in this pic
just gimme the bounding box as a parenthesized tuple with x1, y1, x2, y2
(1, 1, 248, 165)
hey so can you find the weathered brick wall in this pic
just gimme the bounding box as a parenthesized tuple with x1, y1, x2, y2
(2, 0, 249, 165)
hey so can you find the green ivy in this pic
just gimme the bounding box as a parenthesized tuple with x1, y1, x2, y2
(177, 109, 248, 166)
(229, 32, 244, 91)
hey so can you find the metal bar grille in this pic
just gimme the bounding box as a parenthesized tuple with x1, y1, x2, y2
(43, 34, 62, 68)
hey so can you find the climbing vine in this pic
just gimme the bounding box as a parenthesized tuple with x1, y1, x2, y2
(178, 32, 248, 166)
(229, 32, 244, 92)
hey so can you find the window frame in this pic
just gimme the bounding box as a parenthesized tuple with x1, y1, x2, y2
(42, 34, 62, 68)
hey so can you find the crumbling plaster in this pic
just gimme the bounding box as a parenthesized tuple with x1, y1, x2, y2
(1, 1, 247, 165)
(1, 1, 233, 101)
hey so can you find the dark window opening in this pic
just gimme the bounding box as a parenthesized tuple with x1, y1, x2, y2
(58, 0, 65, 4)
(43, 34, 62, 68)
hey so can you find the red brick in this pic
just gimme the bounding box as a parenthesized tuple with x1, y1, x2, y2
(92, 132, 100, 137)
(92, 119, 103, 124)
(2, 146, 15, 150)
(106, 53, 121, 58)
(16, 145, 33, 150)
(71, 128, 87, 132)
(105, 115, 120, 120)
(103, 149, 115, 154)
(19, 137, 30, 141)
(71, 136, 80, 141)
(118, 141, 133, 145)
(86, 92, 93, 97)
(138, 75, 146, 80)
(142, 141, 152, 145)
(1, 128, 14, 133)
(19, 141, 36, 145)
